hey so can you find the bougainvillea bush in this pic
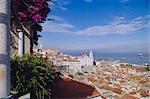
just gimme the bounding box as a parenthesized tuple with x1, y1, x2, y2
(11, 0, 53, 52)
(12, 0, 51, 23)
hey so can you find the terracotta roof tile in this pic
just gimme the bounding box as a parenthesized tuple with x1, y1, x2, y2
(140, 89, 149, 97)
(121, 94, 139, 99)
(120, 66, 145, 72)
(100, 85, 123, 94)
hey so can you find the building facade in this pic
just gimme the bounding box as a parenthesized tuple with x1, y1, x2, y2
(46, 50, 94, 72)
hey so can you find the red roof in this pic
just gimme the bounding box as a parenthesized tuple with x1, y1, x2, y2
(120, 66, 145, 72)
(136, 67, 145, 72)
(121, 94, 139, 99)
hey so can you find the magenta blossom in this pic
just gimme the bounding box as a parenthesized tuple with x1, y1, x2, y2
(32, 14, 41, 23)
(18, 12, 27, 18)
(12, 0, 51, 23)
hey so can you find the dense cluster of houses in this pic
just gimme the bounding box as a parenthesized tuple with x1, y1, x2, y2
(73, 61, 150, 99)
(34, 48, 94, 72)
(33, 48, 149, 99)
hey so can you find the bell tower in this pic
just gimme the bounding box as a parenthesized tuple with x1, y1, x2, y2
(89, 51, 94, 58)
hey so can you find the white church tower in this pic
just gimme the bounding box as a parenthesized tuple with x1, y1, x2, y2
(89, 51, 94, 58)
(89, 51, 94, 66)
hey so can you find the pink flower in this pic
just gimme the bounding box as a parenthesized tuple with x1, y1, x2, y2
(32, 14, 41, 22)
(13, 0, 21, 5)
(18, 12, 27, 18)
(13, 0, 51, 23)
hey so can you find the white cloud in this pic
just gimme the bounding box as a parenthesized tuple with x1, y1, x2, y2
(57, 0, 71, 11)
(120, 0, 129, 3)
(75, 15, 149, 36)
(42, 15, 149, 36)
(85, 0, 93, 2)
(42, 16, 74, 33)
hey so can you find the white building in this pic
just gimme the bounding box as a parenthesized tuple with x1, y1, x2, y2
(53, 51, 94, 72)
(79, 51, 94, 67)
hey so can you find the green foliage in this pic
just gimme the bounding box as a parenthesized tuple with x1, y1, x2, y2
(93, 61, 96, 65)
(76, 71, 84, 76)
(120, 64, 133, 66)
(145, 65, 150, 71)
(11, 55, 60, 98)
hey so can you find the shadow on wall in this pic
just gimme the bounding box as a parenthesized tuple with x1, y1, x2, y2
(51, 77, 97, 98)
(0, 13, 9, 25)
(0, 54, 9, 65)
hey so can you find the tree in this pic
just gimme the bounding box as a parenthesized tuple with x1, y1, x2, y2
(93, 61, 96, 65)
(0, 0, 11, 97)
(145, 65, 150, 71)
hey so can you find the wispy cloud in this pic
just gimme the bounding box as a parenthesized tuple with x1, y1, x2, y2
(43, 15, 149, 36)
(75, 15, 149, 36)
(50, 0, 71, 11)
(42, 16, 74, 33)
(84, 0, 93, 3)
(120, 0, 129, 3)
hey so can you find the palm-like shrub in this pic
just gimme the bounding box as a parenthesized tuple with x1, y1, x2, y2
(11, 55, 60, 99)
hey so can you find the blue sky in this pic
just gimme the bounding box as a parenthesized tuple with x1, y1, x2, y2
(39, 0, 150, 52)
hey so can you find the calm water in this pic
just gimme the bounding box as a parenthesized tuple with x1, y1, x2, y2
(63, 51, 150, 65)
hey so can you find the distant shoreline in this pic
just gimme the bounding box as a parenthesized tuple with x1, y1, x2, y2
(62, 51, 150, 65)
